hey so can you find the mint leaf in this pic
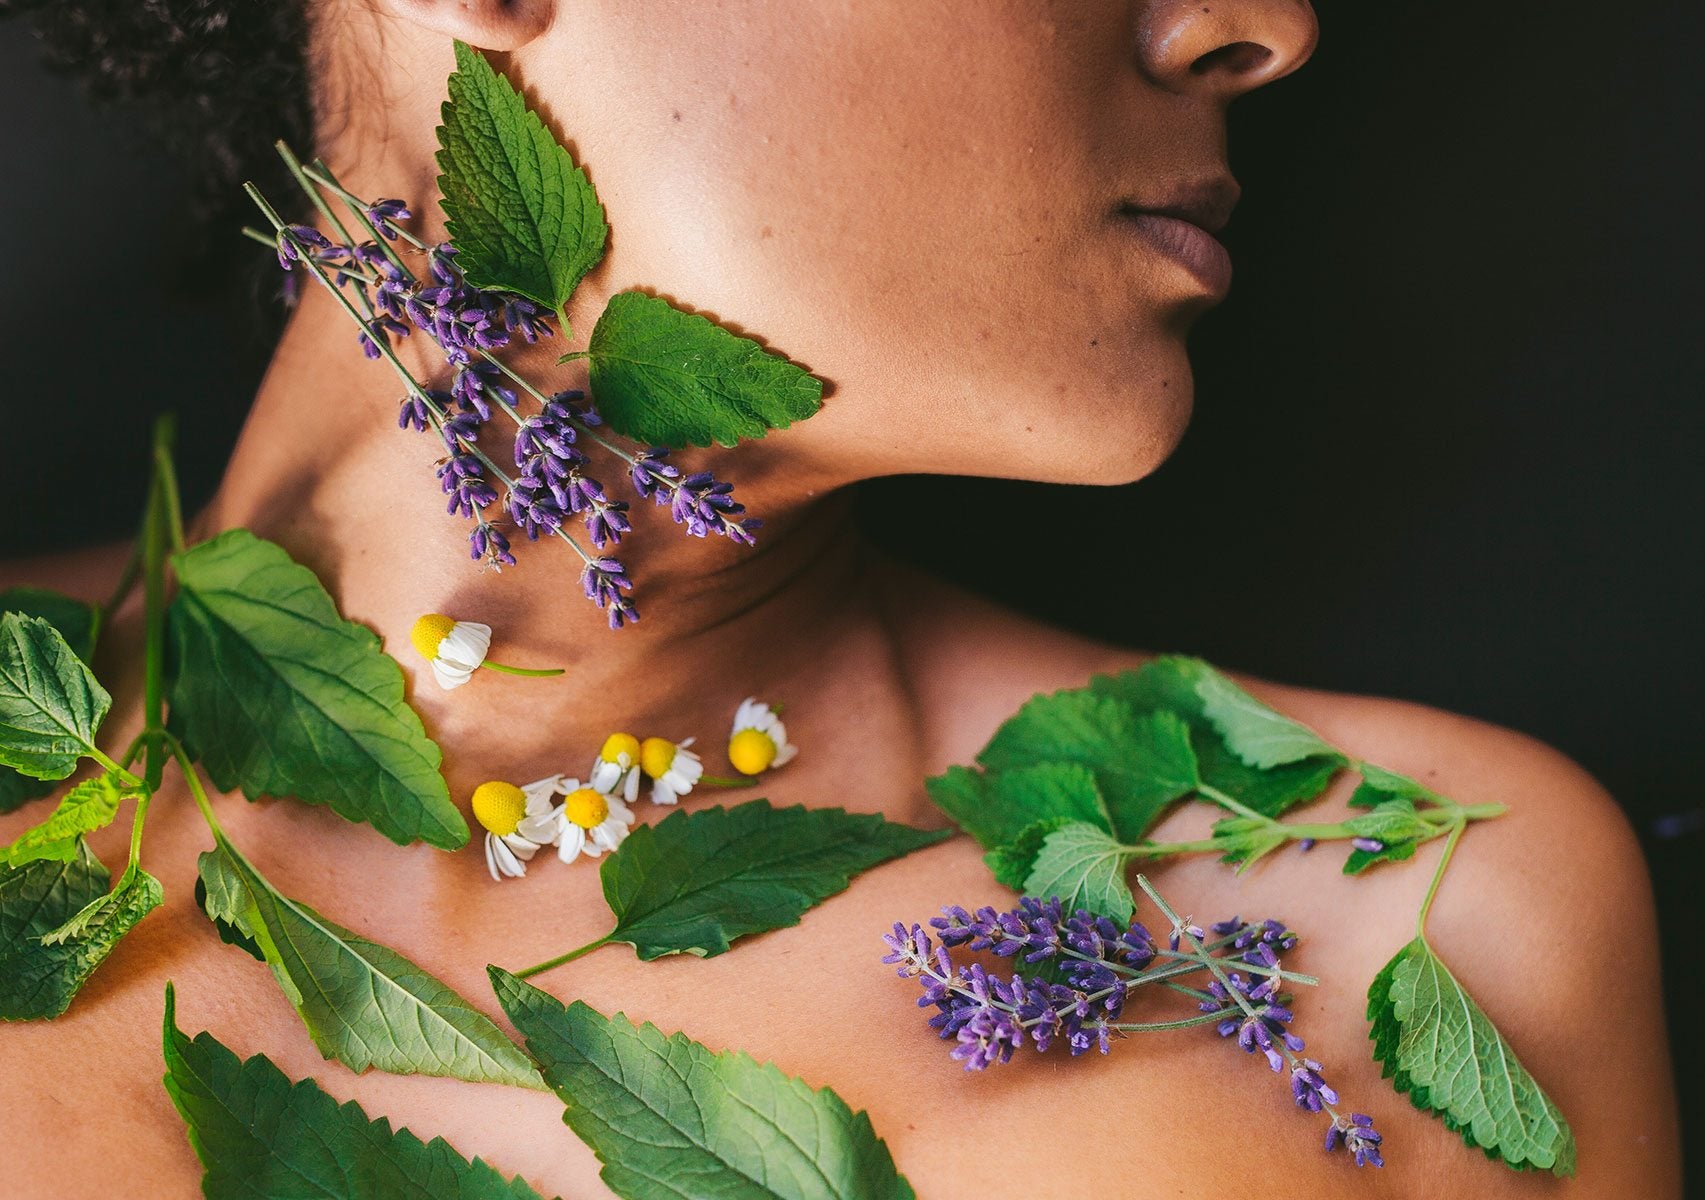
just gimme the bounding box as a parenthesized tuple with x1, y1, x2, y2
(1023, 822, 1134, 922)
(1, 591, 97, 813)
(596, 799, 946, 960)
(1191, 662, 1337, 767)
(491, 969, 916, 1200)
(975, 692, 1199, 839)
(1340, 798, 1434, 875)
(1350, 763, 1446, 808)
(3, 769, 138, 867)
(0, 612, 111, 782)
(927, 761, 1110, 851)
(1368, 937, 1576, 1175)
(41, 861, 162, 946)
(0, 841, 155, 1019)
(1093, 658, 1345, 818)
(984, 816, 1075, 891)
(1208, 815, 1291, 872)
(163, 983, 553, 1200)
(199, 839, 543, 1089)
(437, 41, 607, 316)
(584, 290, 823, 449)
(168, 530, 463, 849)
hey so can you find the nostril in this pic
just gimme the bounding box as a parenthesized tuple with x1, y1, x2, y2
(1189, 41, 1274, 77)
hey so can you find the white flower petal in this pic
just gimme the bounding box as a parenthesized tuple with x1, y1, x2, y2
(431, 658, 474, 689)
(502, 832, 541, 860)
(652, 779, 680, 805)
(442, 622, 492, 667)
(622, 765, 640, 804)
(518, 807, 560, 843)
(772, 742, 798, 767)
(589, 760, 622, 791)
(557, 823, 587, 862)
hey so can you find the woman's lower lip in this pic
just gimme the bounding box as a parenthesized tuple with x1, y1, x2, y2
(1117, 211, 1233, 297)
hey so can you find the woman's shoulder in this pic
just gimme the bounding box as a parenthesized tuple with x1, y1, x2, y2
(0, 541, 131, 602)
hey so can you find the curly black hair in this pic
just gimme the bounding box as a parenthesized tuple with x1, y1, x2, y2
(0, 0, 313, 245)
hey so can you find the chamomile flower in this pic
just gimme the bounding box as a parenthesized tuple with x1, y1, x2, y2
(412, 614, 491, 689)
(470, 780, 545, 881)
(590, 732, 642, 803)
(728, 697, 798, 775)
(640, 736, 704, 805)
(409, 613, 565, 690)
(520, 775, 635, 863)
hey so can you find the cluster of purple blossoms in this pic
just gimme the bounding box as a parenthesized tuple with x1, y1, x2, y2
(270, 198, 761, 625)
(882, 898, 1383, 1168)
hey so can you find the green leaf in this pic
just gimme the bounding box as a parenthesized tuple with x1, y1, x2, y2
(1339, 798, 1436, 875)
(1207, 816, 1291, 872)
(0, 612, 111, 782)
(168, 530, 463, 849)
(437, 41, 607, 316)
(584, 290, 823, 449)
(1367, 937, 1575, 1175)
(1023, 822, 1134, 922)
(1, 591, 97, 813)
(1093, 658, 1346, 818)
(0, 841, 157, 1019)
(198, 839, 543, 1089)
(3, 769, 137, 867)
(163, 983, 553, 1200)
(984, 816, 1075, 891)
(926, 761, 1110, 852)
(492, 969, 915, 1200)
(1191, 662, 1337, 767)
(596, 799, 946, 960)
(975, 691, 1200, 840)
(1350, 763, 1446, 808)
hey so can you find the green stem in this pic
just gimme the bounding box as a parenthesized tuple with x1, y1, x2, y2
(1110, 1011, 1229, 1033)
(1154, 947, 1318, 987)
(164, 731, 224, 840)
(153, 420, 187, 554)
(126, 792, 151, 870)
(512, 935, 613, 979)
(275, 142, 357, 246)
(139, 421, 174, 791)
(480, 661, 566, 678)
(1414, 817, 1466, 938)
(1195, 783, 1276, 824)
(697, 774, 759, 789)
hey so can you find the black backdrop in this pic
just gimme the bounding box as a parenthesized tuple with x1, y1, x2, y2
(3, 0, 1700, 1172)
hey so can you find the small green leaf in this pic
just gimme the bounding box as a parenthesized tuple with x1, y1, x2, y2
(0, 841, 156, 1019)
(3, 769, 137, 867)
(1191, 663, 1337, 768)
(1093, 658, 1346, 818)
(492, 968, 916, 1200)
(194, 874, 264, 962)
(584, 290, 823, 449)
(0, 589, 99, 809)
(163, 983, 553, 1200)
(984, 816, 1075, 891)
(199, 839, 543, 1089)
(437, 41, 607, 316)
(597, 799, 946, 960)
(1350, 763, 1446, 808)
(1367, 937, 1575, 1175)
(1023, 822, 1134, 922)
(168, 530, 463, 849)
(1208, 816, 1291, 872)
(0, 612, 111, 782)
(926, 761, 1110, 853)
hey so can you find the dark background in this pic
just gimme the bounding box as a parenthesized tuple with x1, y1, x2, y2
(2, 0, 1700, 1174)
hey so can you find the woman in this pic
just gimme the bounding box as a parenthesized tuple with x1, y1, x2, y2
(0, 1, 1678, 1195)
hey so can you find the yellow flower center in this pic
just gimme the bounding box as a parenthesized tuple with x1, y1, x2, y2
(410, 613, 457, 661)
(640, 737, 679, 779)
(470, 781, 526, 836)
(563, 787, 610, 830)
(728, 728, 778, 775)
(600, 732, 640, 765)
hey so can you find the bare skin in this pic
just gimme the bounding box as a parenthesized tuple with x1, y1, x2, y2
(0, 0, 1679, 1195)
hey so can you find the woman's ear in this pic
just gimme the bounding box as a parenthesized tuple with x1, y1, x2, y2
(382, 0, 554, 52)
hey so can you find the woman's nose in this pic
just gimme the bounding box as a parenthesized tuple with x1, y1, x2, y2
(1134, 0, 1319, 100)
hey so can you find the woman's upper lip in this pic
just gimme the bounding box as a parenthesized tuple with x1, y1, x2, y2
(1117, 179, 1241, 235)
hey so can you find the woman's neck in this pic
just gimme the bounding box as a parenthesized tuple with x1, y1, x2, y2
(194, 282, 909, 785)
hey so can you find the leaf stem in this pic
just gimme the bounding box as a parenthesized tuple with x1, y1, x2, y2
(139, 419, 175, 791)
(1110, 1011, 1230, 1033)
(164, 730, 224, 840)
(1196, 782, 1274, 824)
(512, 935, 612, 979)
(480, 661, 566, 678)
(1414, 818, 1466, 939)
(697, 774, 759, 789)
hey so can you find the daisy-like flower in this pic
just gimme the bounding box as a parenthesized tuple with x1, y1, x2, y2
(589, 732, 642, 803)
(728, 697, 798, 775)
(471, 780, 545, 880)
(640, 736, 704, 805)
(409, 613, 565, 690)
(520, 775, 636, 863)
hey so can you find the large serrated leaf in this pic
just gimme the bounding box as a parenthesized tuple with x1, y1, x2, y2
(436, 41, 607, 315)
(492, 969, 916, 1200)
(585, 291, 823, 449)
(1368, 937, 1575, 1175)
(0, 590, 97, 812)
(975, 692, 1200, 840)
(925, 761, 1110, 853)
(163, 984, 553, 1200)
(199, 839, 543, 1090)
(1023, 821, 1134, 922)
(168, 530, 463, 849)
(596, 800, 946, 960)
(1, 841, 156, 1019)
(1191, 663, 1338, 767)
(1092, 658, 1346, 818)
(0, 612, 111, 782)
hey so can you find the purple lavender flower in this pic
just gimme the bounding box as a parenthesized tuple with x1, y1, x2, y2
(366, 199, 412, 238)
(1326, 1114, 1385, 1168)
(274, 224, 331, 269)
(581, 558, 638, 628)
(469, 522, 516, 569)
(1351, 837, 1385, 853)
(623, 449, 761, 543)
(1201, 972, 1303, 1071)
(437, 454, 497, 519)
(1291, 1058, 1340, 1112)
